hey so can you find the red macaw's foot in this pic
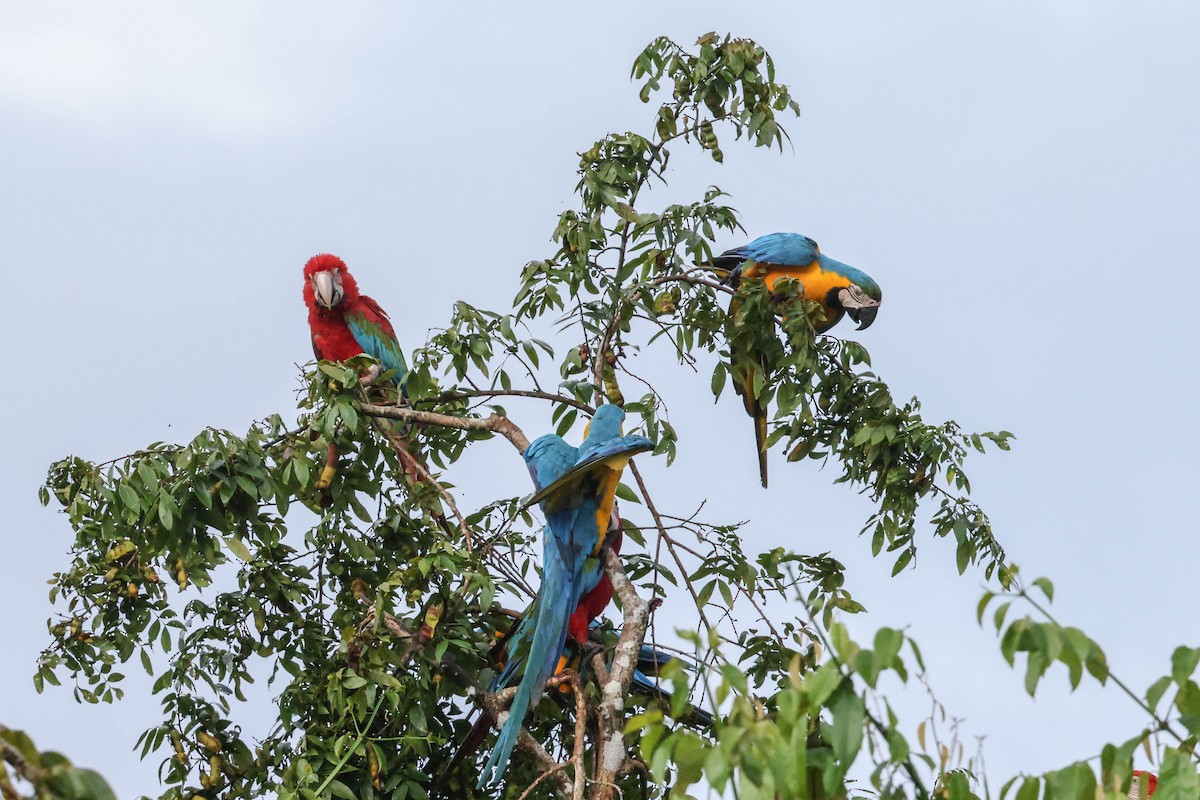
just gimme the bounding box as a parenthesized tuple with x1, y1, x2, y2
(359, 363, 382, 387)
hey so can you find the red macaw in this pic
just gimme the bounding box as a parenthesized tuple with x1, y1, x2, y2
(302, 253, 418, 485)
(303, 253, 409, 387)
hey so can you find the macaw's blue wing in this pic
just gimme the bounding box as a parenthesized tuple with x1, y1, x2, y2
(528, 435, 654, 511)
(481, 409, 653, 787)
(523, 435, 579, 493)
(714, 232, 821, 281)
(343, 296, 409, 389)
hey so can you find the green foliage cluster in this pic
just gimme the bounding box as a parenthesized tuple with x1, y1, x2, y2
(0, 725, 117, 800)
(29, 32, 1200, 800)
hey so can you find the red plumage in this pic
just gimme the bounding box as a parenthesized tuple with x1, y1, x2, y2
(302, 253, 398, 362)
(1129, 771, 1158, 799)
(567, 526, 623, 646)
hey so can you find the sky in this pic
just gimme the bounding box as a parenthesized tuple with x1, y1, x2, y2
(2, 1, 1199, 796)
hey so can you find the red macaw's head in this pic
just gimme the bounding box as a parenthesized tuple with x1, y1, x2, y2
(1129, 771, 1158, 799)
(303, 254, 360, 311)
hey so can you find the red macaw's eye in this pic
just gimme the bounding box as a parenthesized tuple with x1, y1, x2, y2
(311, 270, 345, 309)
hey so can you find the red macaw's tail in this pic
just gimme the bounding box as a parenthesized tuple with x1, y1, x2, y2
(437, 710, 495, 793)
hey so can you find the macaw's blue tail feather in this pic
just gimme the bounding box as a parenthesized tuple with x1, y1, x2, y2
(478, 574, 577, 787)
(631, 646, 716, 728)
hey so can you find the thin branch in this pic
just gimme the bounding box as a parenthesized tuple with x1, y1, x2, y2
(629, 462, 720, 638)
(478, 683, 573, 797)
(374, 422, 475, 552)
(422, 389, 596, 415)
(646, 271, 735, 295)
(571, 672, 589, 800)
(357, 402, 530, 453)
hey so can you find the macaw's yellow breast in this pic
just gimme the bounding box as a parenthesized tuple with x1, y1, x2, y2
(762, 261, 852, 331)
(592, 459, 634, 555)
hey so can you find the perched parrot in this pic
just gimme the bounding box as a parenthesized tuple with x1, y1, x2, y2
(1129, 771, 1158, 799)
(302, 254, 419, 485)
(714, 233, 882, 487)
(303, 253, 409, 387)
(478, 404, 653, 787)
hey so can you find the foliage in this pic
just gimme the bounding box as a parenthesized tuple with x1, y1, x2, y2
(33, 32, 1200, 800)
(0, 724, 117, 800)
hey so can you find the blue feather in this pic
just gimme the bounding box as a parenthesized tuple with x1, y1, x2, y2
(729, 232, 820, 267)
(344, 312, 409, 388)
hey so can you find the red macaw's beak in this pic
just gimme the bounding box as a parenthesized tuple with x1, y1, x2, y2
(837, 285, 881, 330)
(311, 270, 345, 309)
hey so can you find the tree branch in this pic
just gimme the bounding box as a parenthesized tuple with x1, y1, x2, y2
(0, 725, 45, 789)
(422, 389, 596, 415)
(357, 403, 530, 452)
(592, 546, 649, 800)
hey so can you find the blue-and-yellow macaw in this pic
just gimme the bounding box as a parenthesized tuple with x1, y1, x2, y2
(715, 233, 882, 487)
(478, 404, 653, 787)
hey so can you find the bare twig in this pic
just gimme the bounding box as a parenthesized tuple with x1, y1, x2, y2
(478, 686, 573, 797)
(357, 402, 530, 453)
(422, 389, 596, 415)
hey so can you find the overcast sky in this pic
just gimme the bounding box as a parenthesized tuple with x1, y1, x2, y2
(2, 2, 1198, 796)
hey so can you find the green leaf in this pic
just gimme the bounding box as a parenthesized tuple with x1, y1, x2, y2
(711, 364, 727, 398)
(46, 767, 118, 800)
(224, 536, 253, 562)
(1172, 646, 1200, 684)
(614, 482, 641, 504)
(1147, 675, 1173, 710)
(1031, 576, 1054, 602)
(828, 686, 865, 766)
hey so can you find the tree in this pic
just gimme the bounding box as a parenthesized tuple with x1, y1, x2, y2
(34, 33, 1200, 800)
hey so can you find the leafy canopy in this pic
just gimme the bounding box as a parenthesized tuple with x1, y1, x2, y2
(30, 32, 1200, 800)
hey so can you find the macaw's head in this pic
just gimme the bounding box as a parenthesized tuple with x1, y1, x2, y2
(303, 253, 360, 311)
(583, 403, 626, 444)
(1129, 771, 1158, 799)
(820, 256, 882, 331)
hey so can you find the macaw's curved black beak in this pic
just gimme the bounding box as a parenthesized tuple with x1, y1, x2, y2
(848, 304, 878, 330)
(837, 285, 881, 330)
(311, 270, 345, 309)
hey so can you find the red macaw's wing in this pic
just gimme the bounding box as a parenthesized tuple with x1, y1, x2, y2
(343, 295, 409, 387)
